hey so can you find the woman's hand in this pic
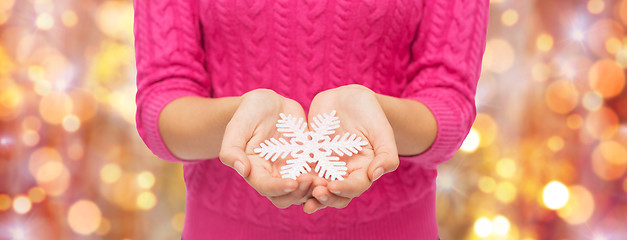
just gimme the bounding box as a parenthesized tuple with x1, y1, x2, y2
(219, 89, 314, 208)
(303, 84, 400, 213)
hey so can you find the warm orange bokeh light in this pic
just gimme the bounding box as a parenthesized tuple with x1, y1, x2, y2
(587, 0, 605, 14)
(36, 13, 54, 30)
(137, 171, 156, 189)
(69, 89, 98, 121)
(545, 80, 579, 114)
(28, 187, 46, 203)
(39, 91, 73, 125)
(0, 194, 11, 211)
(531, 63, 551, 82)
(547, 136, 565, 152)
(584, 107, 619, 139)
(496, 158, 517, 179)
(478, 176, 497, 193)
(21, 129, 40, 146)
(137, 191, 157, 210)
(100, 163, 122, 183)
(537, 34, 554, 52)
(587, 19, 624, 57)
(61, 10, 78, 27)
(542, 181, 569, 210)
(557, 185, 595, 224)
(171, 212, 186, 233)
(68, 200, 102, 235)
(588, 59, 626, 98)
(12, 195, 32, 214)
(605, 37, 622, 54)
(495, 181, 517, 203)
(62, 114, 81, 132)
(502, 9, 519, 26)
(36, 161, 64, 183)
(619, 0, 627, 26)
(95, 217, 111, 236)
(21, 115, 42, 131)
(0, 84, 23, 121)
(473, 114, 498, 148)
(29, 147, 62, 178)
(591, 140, 627, 180)
(566, 114, 584, 129)
(483, 38, 515, 73)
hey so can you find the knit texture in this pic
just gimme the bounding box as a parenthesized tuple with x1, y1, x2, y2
(133, 0, 488, 239)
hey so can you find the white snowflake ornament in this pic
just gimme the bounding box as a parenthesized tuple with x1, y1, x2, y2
(253, 110, 369, 181)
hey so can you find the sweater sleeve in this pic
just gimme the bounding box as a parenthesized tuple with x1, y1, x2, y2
(134, 0, 211, 162)
(399, 0, 488, 168)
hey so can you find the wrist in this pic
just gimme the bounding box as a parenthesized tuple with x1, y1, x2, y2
(333, 84, 375, 96)
(240, 88, 287, 112)
(318, 84, 377, 107)
(374, 94, 437, 156)
(158, 95, 242, 160)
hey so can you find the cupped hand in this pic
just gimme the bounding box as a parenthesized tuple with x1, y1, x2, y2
(303, 84, 399, 214)
(219, 89, 316, 208)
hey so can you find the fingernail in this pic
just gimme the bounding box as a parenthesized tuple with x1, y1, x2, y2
(373, 168, 384, 181)
(330, 190, 341, 195)
(234, 161, 245, 177)
(284, 187, 297, 193)
(319, 195, 328, 202)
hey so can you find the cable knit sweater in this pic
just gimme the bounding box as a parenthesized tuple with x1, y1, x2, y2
(134, 0, 487, 239)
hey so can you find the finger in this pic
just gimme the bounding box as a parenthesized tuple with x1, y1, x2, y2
(268, 174, 314, 208)
(267, 196, 290, 209)
(312, 185, 351, 209)
(312, 176, 328, 187)
(248, 166, 298, 197)
(219, 119, 252, 177)
(366, 149, 399, 182)
(218, 146, 250, 177)
(366, 122, 399, 182)
(327, 168, 371, 198)
(303, 198, 326, 214)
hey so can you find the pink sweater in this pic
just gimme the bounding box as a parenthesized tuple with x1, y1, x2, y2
(134, 0, 487, 239)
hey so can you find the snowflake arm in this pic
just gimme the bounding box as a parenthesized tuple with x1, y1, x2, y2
(310, 110, 340, 137)
(280, 158, 311, 180)
(276, 113, 307, 138)
(315, 156, 347, 181)
(253, 138, 298, 162)
(322, 132, 369, 157)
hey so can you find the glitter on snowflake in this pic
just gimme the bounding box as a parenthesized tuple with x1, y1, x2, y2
(253, 110, 369, 181)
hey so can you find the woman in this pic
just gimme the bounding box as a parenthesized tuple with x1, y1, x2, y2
(134, 0, 488, 239)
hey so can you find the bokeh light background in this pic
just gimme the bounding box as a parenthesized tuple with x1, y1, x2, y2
(0, 0, 626, 239)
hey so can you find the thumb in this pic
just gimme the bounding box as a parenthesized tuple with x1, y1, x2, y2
(219, 119, 252, 178)
(367, 150, 399, 182)
(219, 146, 251, 178)
(366, 125, 399, 182)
